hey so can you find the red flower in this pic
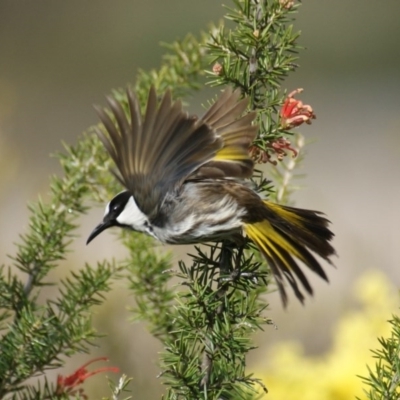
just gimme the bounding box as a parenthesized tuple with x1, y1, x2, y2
(280, 88, 316, 129)
(56, 357, 119, 399)
(271, 137, 298, 160)
(249, 145, 271, 164)
(249, 137, 298, 165)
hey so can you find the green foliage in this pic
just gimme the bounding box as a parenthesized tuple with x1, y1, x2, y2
(159, 244, 270, 399)
(207, 0, 301, 153)
(268, 132, 306, 204)
(123, 232, 175, 341)
(104, 374, 133, 400)
(0, 12, 217, 399)
(112, 32, 211, 110)
(359, 315, 400, 400)
(136, 33, 210, 95)
(115, 1, 305, 398)
(0, 134, 120, 398)
(0, 0, 357, 399)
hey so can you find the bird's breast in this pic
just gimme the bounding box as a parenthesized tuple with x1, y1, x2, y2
(150, 184, 247, 244)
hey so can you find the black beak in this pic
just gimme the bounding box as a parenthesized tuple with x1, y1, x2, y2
(86, 220, 113, 245)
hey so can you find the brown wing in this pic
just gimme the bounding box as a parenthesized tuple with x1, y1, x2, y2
(94, 87, 222, 217)
(190, 88, 258, 180)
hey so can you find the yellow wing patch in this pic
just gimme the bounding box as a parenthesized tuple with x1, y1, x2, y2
(213, 146, 251, 162)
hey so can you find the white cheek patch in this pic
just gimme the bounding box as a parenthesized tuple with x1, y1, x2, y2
(116, 196, 149, 231)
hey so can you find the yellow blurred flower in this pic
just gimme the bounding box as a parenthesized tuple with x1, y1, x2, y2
(253, 270, 398, 400)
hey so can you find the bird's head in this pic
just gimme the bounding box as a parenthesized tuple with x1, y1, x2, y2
(87, 191, 148, 244)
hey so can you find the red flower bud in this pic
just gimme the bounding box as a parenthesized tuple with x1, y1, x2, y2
(280, 89, 316, 129)
(212, 62, 223, 75)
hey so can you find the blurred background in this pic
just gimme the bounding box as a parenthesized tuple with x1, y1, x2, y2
(0, 0, 399, 398)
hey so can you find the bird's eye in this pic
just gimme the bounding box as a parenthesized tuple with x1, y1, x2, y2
(112, 205, 119, 212)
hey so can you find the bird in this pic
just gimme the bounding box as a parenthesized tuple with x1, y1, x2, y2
(87, 86, 335, 305)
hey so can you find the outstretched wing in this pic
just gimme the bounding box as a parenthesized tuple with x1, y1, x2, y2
(94, 86, 258, 217)
(94, 87, 222, 217)
(190, 88, 258, 180)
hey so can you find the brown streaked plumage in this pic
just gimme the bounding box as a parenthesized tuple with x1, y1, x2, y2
(88, 86, 336, 306)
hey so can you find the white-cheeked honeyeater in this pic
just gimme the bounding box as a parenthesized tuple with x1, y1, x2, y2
(87, 87, 335, 306)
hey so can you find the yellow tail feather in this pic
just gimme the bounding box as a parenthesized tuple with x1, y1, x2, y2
(245, 222, 305, 268)
(244, 202, 334, 306)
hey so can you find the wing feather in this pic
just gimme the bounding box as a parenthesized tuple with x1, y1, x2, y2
(95, 86, 258, 216)
(191, 88, 258, 180)
(94, 86, 224, 217)
(125, 89, 142, 172)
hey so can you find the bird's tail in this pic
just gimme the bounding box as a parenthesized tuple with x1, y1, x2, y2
(243, 201, 335, 306)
